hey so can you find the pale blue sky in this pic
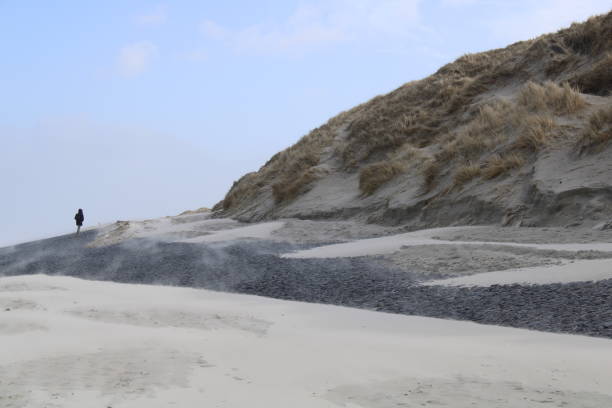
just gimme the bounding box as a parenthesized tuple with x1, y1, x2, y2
(1, 0, 610, 246)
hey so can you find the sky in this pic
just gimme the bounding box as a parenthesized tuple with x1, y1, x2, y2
(1, 0, 611, 246)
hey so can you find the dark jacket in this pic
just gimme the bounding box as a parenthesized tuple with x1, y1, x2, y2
(75, 210, 84, 226)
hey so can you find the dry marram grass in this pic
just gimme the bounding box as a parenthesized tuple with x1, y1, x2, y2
(222, 172, 259, 210)
(483, 153, 525, 179)
(515, 114, 557, 151)
(453, 163, 481, 188)
(221, 121, 339, 209)
(518, 81, 586, 115)
(563, 13, 612, 55)
(439, 100, 513, 162)
(217, 11, 612, 214)
(576, 106, 612, 153)
(359, 162, 405, 195)
(272, 168, 322, 203)
(358, 144, 430, 195)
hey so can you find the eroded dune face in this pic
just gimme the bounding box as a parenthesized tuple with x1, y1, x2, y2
(1, 274, 612, 407)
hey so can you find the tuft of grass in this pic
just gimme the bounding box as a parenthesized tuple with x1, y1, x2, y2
(358, 143, 430, 195)
(272, 168, 321, 203)
(483, 153, 525, 180)
(453, 134, 491, 160)
(515, 114, 557, 151)
(452, 162, 481, 188)
(359, 162, 405, 195)
(518, 81, 586, 115)
(476, 100, 513, 129)
(439, 99, 513, 162)
(575, 106, 612, 153)
(391, 143, 423, 163)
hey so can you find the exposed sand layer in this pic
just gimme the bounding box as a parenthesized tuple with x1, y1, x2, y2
(1, 274, 611, 408)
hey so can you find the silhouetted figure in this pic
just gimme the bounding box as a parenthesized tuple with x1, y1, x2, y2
(74, 209, 84, 235)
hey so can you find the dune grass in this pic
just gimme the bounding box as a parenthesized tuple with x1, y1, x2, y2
(453, 163, 481, 188)
(359, 162, 405, 195)
(563, 13, 612, 55)
(218, 11, 611, 212)
(272, 168, 322, 203)
(514, 114, 557, 151)
(222, 120, 339, 209)
(518, 81, 586, 115)
(576, 106, 612, 153)
(483, 153, 525, 180)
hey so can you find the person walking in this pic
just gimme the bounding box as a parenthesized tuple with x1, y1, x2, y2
(74, 208, 84, 235)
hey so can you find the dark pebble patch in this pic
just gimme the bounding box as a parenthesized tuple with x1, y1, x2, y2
(1, 231, 611, 338)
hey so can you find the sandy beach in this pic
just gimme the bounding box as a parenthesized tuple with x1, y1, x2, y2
(2, 273, 612, 407)
(2, 215, 612, 406)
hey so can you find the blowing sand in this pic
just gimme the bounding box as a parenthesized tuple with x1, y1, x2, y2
(1, 274, 612, 408)
(3, 217, 612, 405)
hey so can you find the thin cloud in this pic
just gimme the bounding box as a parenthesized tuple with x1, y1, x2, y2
(117, 41, 158, 77)
(200, 0, 423, 55)
(136, 4, 167, 27)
